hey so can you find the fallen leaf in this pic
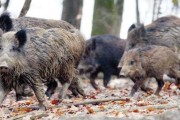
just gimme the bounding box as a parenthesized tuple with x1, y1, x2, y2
(51, 99, 59, 105)
(163, 81, 171, 91)
(133, 109, 139, 113)
(147, 107, 155, 112)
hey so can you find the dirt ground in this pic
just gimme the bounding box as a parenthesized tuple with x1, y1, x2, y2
(0, 77, 179, 120)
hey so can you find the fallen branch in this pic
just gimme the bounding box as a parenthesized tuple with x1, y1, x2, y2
(120, 103, 179, 113)
(62, 97, 130, 107)
(30, 113, 49, 120)
(10, 111, 45, 120)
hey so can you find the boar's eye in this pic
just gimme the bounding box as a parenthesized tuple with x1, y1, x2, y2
(0, 46, 3, 50)
(10, 46, 20, 52)
(131, 43, 135, 48)
(129, 60, 135, 65)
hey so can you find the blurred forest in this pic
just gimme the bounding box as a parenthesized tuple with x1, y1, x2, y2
(0, 0, 180, 38)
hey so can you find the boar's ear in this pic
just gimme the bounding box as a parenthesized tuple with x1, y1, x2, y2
(128, 24, 136, 32)
(91, 38, 96, 50)
(0, 12, 13, 32)
(139, 24, 146, 38)
(15, 29, 27, 48)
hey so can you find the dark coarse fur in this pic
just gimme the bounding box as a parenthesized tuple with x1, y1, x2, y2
(78, 34, 126, 89)
(0, 13, 85, 99)
(120, 45, 180, 96)
(0, 26, 85, 109)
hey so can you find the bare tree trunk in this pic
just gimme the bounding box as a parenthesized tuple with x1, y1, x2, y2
(136, 0, 140, 26)
(19, 0, 32, 17)
(3, 0, 10, 11)
(157, 0, 162, 19)
(92, 0, 124, 36)
(61, 0, 83, 29)
(152, 0, 157, 21)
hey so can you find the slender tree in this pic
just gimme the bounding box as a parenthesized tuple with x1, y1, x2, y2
(136, 0, 140, 26)
(92, 0, 124, 36)
(19, 0, 32, 17)
(4, 0, 10, 11)
(61, 0, 83, 29)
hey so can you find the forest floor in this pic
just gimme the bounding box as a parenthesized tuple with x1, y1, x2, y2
(0, 77, 179, 120)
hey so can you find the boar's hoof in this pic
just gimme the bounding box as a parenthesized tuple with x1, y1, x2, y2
(69, 85, 86, 97)
(16, 95, 23, 101)
(141, 86, 153, 92)
(39, 103, 47, 111)
(45, 91, 54, 99)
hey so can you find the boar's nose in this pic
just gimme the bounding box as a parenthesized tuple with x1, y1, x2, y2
(0, 61, 9, 73)
(119, 71, 126, 78)
(0, 61, 8, 68)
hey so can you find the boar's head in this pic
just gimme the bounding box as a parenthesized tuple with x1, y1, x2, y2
(126, 24, 148, 50)
(78, 38, 98, 74)
(0, 30, 28, 80)
(120, 48, 145, 79)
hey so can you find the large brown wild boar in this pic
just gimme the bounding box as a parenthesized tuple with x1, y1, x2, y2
(12, 16, 75, 31)
(120, 45, 180, 96)
(126, 15, 180, 54)
(0, 22, 85, 110)
(119, 16, 180, 67)
(0, 13, 85, 99)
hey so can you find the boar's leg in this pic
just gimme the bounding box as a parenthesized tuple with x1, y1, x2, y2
(130, 78, 145, 97)
(0, 87, 10, 104)
(69, 76, 86, 97)
(45, 79, 58, 98)
(58, 82, 71, 101)
(15, 83, 34, 101)
(103, 70, 112, 87)
(22, 74, 47, 110)
(89, 70, 99, 89)
(168, 69, 180, 89)
(154, 78, 164, 96)
(140, 78, 153, 92)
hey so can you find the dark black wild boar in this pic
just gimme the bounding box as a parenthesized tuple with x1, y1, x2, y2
(120, 45, 180, 96)
(0, 13, 85, 99)
(0, 20, 85, 109)
(78, 34, 126, 89)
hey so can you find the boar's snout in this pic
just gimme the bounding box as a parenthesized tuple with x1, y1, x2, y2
(119, 71, 126, 78)
(119, 66, 129, 78)
(0, 61, 9, 73)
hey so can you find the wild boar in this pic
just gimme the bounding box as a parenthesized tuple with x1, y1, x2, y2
(126, 15, 180, 54)
(0, 18, 85, 109)
(120, 45, 180, 96)
(78, 34, 126, 89)
(12, 16, 75, 31)
(0, 12, 85, 99)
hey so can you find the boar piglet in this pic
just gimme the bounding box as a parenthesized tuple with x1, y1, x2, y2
(78, 34, 126, 89)
(120, 45, 180, 96)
